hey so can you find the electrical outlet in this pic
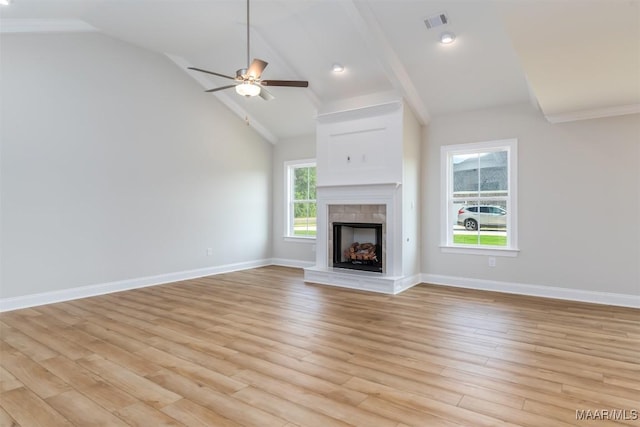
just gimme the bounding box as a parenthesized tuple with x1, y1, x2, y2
(488, 257, 496, 267)
(206, 248, 213, 256)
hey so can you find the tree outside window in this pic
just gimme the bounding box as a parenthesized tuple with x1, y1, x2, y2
(286, 161, 316, 238)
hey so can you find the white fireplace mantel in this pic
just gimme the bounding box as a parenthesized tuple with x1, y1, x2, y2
(304, 94, 422, 294)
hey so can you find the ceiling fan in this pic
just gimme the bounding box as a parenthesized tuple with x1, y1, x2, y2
(188, 0, 309, 101)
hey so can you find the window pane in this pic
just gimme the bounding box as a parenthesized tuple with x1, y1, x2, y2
(479, 151, 508, 193)
(293, 202, 316, 237)
(453, 200, 507, 247)
(452, 153, 479, 195)
(294, 167, 310, 200)
(287, 162, 317, 238)
(308, 167, 317, 199)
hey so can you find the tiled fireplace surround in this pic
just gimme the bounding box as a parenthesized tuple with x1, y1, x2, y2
(304, 183, 417, 294)
(328, 204, 386, 272)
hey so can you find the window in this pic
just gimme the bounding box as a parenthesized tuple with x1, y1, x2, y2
(285, 160, 316, 239)
(441, 139, 518, 255)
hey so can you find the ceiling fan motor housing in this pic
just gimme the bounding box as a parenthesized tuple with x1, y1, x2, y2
(236, 68, 248, 80)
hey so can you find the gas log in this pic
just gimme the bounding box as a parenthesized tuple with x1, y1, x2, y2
(343, 242, 378, 262)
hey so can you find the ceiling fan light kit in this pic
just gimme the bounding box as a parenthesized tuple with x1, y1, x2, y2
(188, 0, 308, 101)
(236, 82, 261, 97)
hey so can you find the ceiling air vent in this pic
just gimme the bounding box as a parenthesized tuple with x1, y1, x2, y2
(424, 12, 449, 29)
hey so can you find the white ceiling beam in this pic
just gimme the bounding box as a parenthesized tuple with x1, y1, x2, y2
(165, 54, 278, 144)
(344, 1, 431, 125)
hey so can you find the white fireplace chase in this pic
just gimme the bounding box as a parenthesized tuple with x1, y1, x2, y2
(304, 93, 422, 294)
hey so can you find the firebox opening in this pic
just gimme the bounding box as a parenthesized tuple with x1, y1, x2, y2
(333, 222, 383, 273)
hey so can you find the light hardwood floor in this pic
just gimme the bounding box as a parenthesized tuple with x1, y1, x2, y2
(1, 266, 638, 426)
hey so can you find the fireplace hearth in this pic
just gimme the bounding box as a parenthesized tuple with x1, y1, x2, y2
(333, 222, 383, 273)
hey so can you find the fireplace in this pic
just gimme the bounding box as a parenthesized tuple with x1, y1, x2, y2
(305, 184, 416, 294)
(303, 96, 421, 294)
(333, 222, 383, 272)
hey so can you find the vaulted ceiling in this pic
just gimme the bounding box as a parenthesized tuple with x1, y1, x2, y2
(2, 0, 639, 142)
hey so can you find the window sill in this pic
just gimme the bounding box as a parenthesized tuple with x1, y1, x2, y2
(284, 236, 317, 243)
(440, 245, 519, 257)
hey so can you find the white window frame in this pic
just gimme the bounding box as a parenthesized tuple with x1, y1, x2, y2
(284, 159, 317, 241)
(440, 139, 519, 256)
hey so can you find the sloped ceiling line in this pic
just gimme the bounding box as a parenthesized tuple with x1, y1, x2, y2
(0, 18, 98, 33)
(545, 104, 640, 124)
(343, 0, 431, 125)
(250, 26, 322, 110)
(165, 54, 278, 144)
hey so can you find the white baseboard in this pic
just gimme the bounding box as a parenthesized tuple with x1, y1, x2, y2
(421, 273, 640, 308)
(0, 259, 273, 312)
(395, 274, 422, 294)
(3, 263, 637, 312)
(270, 258, 315, 269)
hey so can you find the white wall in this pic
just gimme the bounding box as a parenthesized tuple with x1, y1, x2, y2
(423, 103, 640, 297)
(402, 102, 422, 277)
(271, 134, 316, 264)
(0, 33, 273, 299)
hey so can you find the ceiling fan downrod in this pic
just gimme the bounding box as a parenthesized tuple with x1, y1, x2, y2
(246, 0, 250, 70)
(186, 0, 309, 99)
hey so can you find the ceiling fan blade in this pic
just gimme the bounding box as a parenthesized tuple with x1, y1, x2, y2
(247, 58, 268, 79)
(205, 84, 237, 93)
(258, 86, 274, 101)
(261, 80, 309, 88)
(188, 67, 236, 80)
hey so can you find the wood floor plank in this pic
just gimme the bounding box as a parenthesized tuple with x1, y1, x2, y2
(147, 368, 289, 427)
(0, 321, 59, 362)
(344, 376, 521, 427)
(113, 402, 182, 426)
(232, 385, 354, 427)
(302, 352, 464, 406)
(161, 398, 243, 427)
(0, 405, 19, 427)
(77, 354, 182, 409)
(358, 395, 465, 427)
(72, 320, 149, 353)
(135, 346, 247, 394)
(226, 349, 368, 406)
(40, 355, 106, 389)
(0, 365, 23, 393)
(0, 387, 72, 426)
(39, 354, 140, 412)
(458, 395, 579, 427)
(46, 389, 130, 427)
(1, 346, 71, 399)
(232, 368, 398, 427)
(1, 315, 92, 360)
(1, 266, 638, 427)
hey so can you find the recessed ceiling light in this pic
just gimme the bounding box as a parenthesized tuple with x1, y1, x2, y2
(440, 32, 456, 44)
(0, 0, 10, 6)
(332, 63, 345, 73)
